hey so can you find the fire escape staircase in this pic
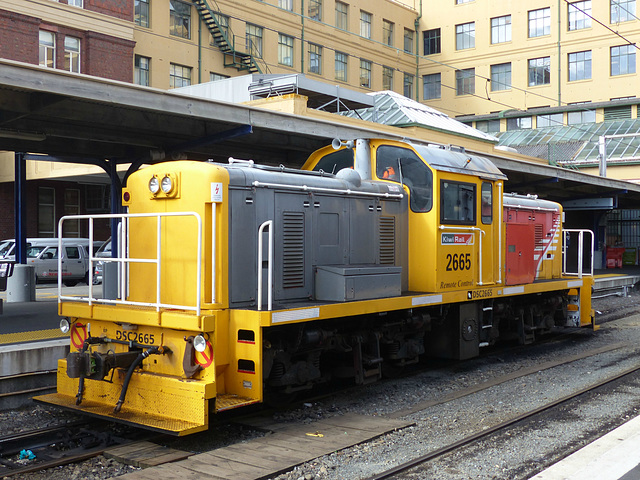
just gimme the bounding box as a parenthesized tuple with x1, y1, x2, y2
(192, 0, 264, 74)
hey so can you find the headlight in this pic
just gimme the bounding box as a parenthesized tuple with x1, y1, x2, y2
(161, 175, 173, 194)
(149, 176, 160, 194)
(193, 334, 207, 352)
(60, 318, 70, 333)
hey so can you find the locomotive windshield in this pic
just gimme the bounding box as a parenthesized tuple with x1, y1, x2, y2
(376, 145, 433, 212)
(312, 148, 354, 174)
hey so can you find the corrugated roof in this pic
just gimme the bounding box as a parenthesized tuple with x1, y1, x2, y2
(497, 119, 640, 165)
(344, 91, 498, 143)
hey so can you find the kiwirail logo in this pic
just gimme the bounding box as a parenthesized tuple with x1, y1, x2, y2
(441, 233, 474, 245)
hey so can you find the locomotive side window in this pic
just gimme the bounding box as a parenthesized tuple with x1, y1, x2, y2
(312, 148, 354, 174)
(441, 180, 475, 225)
(376, 145, 433, 212)
(481, 182, 492, 224)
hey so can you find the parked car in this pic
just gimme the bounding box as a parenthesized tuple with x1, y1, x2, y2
(0, 238, 101, 261)
(26, 240, 94, 286)
(92, 238, 112, 285)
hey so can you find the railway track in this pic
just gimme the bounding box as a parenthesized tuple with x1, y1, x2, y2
(0, 420, 148, 477)
(365, 363, 640, 480)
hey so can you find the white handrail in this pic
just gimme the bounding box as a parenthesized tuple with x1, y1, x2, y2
(438, 225, 486, 285)
(58, 212, 203, 315)
(251, 180, 404, 199)
(257, 220, 273, 311)
(562, 229, 594, 278)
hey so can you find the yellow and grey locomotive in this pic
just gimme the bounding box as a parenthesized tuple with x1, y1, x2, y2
(36, 138, 594, 435)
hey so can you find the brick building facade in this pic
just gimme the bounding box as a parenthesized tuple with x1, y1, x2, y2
(0, 0, 135, 240)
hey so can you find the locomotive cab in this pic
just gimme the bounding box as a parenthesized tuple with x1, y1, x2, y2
(304, 139, 507, 294)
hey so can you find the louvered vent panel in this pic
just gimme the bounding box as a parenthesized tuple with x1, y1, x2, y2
(379, 216, 396, 265)
(604, 105, 632, 121)
(534, 224, 544, 248)
(282, 211, 305, 288)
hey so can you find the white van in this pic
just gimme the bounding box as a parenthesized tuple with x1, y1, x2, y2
(0, 238, 101, 260)
(0, 238, 103, 286)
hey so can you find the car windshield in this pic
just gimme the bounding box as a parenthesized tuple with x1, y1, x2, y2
(0, 240, 14, 257)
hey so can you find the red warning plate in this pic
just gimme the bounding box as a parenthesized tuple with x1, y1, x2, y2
(194, 341, 214, 368)
(70, 323, 87, 350)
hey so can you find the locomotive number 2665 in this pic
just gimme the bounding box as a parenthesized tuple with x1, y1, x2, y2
(445, 253, 471, 271)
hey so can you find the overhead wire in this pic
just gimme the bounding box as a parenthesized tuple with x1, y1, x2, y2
(202, 0, 640, 159)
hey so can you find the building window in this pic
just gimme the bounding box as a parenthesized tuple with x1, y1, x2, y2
(360, 59, 372, 88)
(507, 117, 532, 130)
(568, 1, 591, 30)
(404, 73, 414, 98)
(210, 72, 229, 81)
(64, 36, 80, 73)
(403, 29, 414, 53)
(67, 0, 83, 6)
(39, 31, 55, 68)
(39, 187, 55, 237)
(611, 45, 636, 75)
(383, 20, 394, 47)
(537, 113, 564, 127)
(279, 0, 293, 11)
(529, 8, 550, 37)
(360, 11, 372, 39)
(455, 22, 475, 50)
(309, 0, 321, 21)
(490, 63, 511, 91)
(210, 13, 229, 43)
(64, 189, 80, 238)
(246, 24, 263, 58)
(85, 184, 110, 212)
(335, 1, 348, 30)
(528, 57, 551, 86)
(611, 0, 636, 23)
(456, 68, 475, 95)
(135, 0, 149, 27)
(476, 119, 500, 133)
(423, 73, 441, 100)
(309, 43, 322, 74)
(170, 0, 191, 39)
(335, 51, 347, 81)
(382, 66, 393, 90)
(423, 28, 441, 55)
(491, 15, 511, 44)
(169, 63, 191, 88)
(568, 109, 596, 124)
(135, 55, 150, 86)
(278, 34, 294, 66)
(568, 50, 592, 81)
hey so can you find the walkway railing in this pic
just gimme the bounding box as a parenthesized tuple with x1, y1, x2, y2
(58, 212, 203, 315)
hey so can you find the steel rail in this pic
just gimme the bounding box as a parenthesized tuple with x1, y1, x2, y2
(365, 363, 640, 480)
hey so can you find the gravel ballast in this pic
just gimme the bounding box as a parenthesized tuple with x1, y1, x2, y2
(2, 289, 639, 480)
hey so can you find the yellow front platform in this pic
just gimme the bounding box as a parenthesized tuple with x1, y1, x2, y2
(34, 359, 210, 436)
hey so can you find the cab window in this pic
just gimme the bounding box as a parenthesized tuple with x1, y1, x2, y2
(441, 180, 475, 225)
(66, 247, 80, 259)
(312, 149, 354, 174)
(481, 182, 492, 224)
(376, 145, 433, 213)
(41, 247, 58, 260)
(27, 246, 47, 258)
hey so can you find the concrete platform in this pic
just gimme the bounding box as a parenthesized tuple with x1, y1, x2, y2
(531, 414, 640, 480)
